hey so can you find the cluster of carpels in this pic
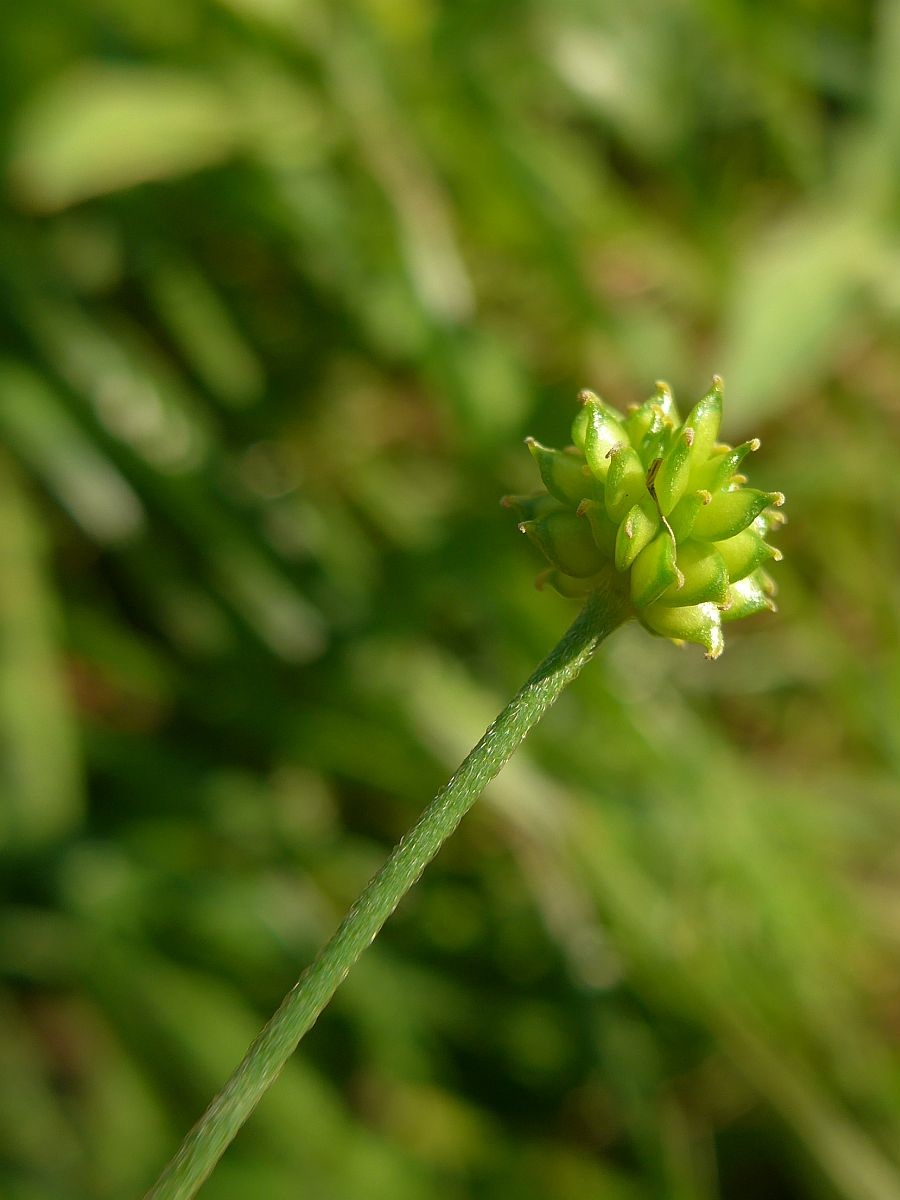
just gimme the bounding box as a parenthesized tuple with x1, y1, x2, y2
(503, 379, 784, 658)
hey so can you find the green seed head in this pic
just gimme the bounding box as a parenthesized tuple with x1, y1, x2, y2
(505, 378, 785, 658)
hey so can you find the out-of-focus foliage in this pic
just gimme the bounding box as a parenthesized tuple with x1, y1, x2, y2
(1, 2, 899, 1198)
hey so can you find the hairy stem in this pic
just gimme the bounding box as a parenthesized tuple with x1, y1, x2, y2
(146, 580, 630, 1200)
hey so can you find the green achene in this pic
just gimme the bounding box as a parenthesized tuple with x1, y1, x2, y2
(508, 378, 784, 659)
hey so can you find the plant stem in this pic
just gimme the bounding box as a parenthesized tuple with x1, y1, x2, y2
(145, 581, 630, 1200)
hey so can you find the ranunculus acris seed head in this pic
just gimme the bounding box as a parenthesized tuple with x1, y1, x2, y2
(503, 378, 784, 658)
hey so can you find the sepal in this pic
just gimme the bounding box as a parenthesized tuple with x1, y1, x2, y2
(630, 531, 681, 608)
(572, 389, 622, 449)
(684, 377, 723, 470)
(691, 438, 760, 493)
(690, 489, 784, 542)
(668, 490, 711, 541)
(577, 498, 618, 556)
(605, 443, 646, 523)
(519, 511, 605, 578)
(714, 527, 781, 583)
(624, 381, 678, 450)
(653, 426, 694, 515)
(500, 493, 566, 522)
(661, 540, 728, 606)
(583, 402, 629, 480)
(615, 498, 660, 571)
(526, 439, 591, 506)
(720, 571, 777, 623)
(535, 568, 607, 598)
(640, 600, 725, 659)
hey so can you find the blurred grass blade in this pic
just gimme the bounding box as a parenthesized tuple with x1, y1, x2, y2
(719, 209, 878, 426)
(0, 995, 80, 1184)
(25, 299, 211, 474)
(144, 257, 264, 409)
(330, 25, 474, 326)
(209, 541, 326, 662)
(0, 454, 82, 845)
(0, 360, 144, 543)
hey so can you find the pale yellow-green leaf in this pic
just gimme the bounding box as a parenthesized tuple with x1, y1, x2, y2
(9, 65, 237, 211)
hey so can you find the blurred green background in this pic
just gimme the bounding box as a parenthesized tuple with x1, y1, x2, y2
(2, 1, 900, 1197)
